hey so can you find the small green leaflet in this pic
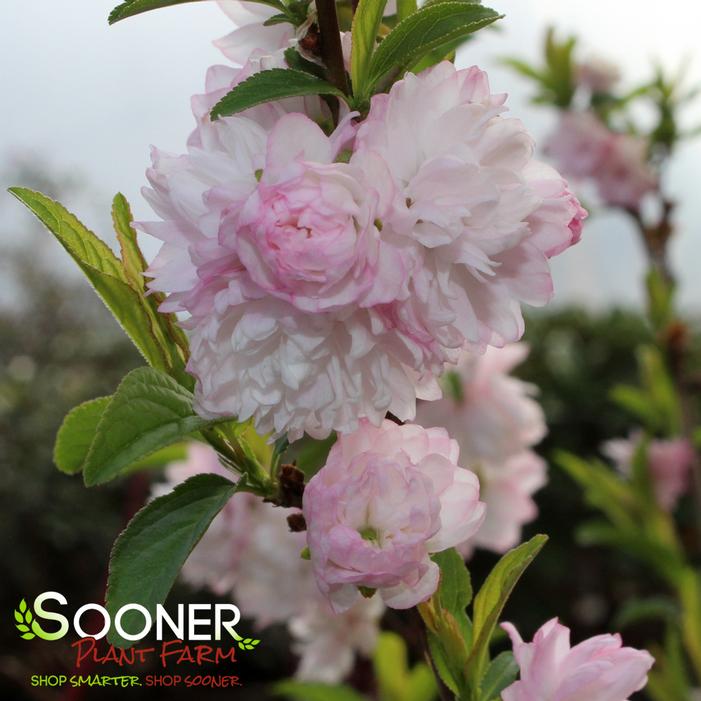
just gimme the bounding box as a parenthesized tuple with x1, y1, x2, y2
(366, 2, 502, 91)
(54, 397, 111, 474)
(82, 367, 231, 486)
(350, 0, 388, 100)
(467, 534, 547, 684)
(108, 0, 284, 25)
(210, 69, 347, 120)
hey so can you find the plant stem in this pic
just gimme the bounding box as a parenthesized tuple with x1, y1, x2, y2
(315, 0, 350, 96)
(628, 201, 701, 547)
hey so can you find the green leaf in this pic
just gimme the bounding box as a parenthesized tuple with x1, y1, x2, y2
(54, 397, 111, 474)
(106, 473, 237, 647)
(21, 632, 35, 640)
(273, 681, 367, 701)
(112, 193, 147, 289)
(433, 548, 472, 616)
(467, 535, 548, 684)
(614, 596, 679, 629)
(351, 0, 388, 100)
(366, 3, 502, 91)
(9, 188, 127, 281)
(14, 610, 22, 623)
(108, 0, 284, 24)
(501, 57, 545, 83)
(16, 623, 29, 633)
(284, 434, 336, 479)
(406, 664, 438, 701)
(19, 599, 27, 613)
(110, 193, 191, 389)
(418, 552, 474, 697)
(555, 452, 635, 529)
(8, 188, 179, 377)
(374, 632, 408, 701)
(211, 69, 347, 120)
(83, 367, 231, 486)
(479, 651, 518, 701)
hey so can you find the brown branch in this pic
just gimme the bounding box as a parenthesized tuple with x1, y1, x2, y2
(316, 0, 350, 96)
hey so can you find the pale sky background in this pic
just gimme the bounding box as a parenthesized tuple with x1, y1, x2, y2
(1, 0, 700, 310)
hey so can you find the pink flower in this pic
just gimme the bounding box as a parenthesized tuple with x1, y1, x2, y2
(502, 618, 654, 701)
(576, 57, 621, 94)
(417, 344, 547, 553)
(215, 1, 294, 65)
(353, 62, 586, 352)
(465, 451, 547, 555)
(603, 434, 694, 511)
(416, 345, 546, 465)
(546, 112, 656, 209)
(223, 114, 409, 313)
(290, 596, 385, 683)
(303, 420, 485, 611)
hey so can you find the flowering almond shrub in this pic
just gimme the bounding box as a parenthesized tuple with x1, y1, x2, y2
(13, 1, 701, 700)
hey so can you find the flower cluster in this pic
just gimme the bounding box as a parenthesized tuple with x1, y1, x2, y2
(141, 33, 585, 441)
(546, 111, 656, 209)
(303, 420, 485, 611)
(416, 344, 547, 553)
(154, 443, 384, 683)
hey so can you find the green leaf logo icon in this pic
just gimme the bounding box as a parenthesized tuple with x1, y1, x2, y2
(14, 599, 35, 640)
(230, 629, 261, 652)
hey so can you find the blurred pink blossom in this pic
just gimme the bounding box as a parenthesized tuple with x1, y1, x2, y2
(603, 434, 694, 511)
(547, 111, 657, 209)
(416, 344, 546, 465)
(303, 420, 485, 611)
(576, 57, 621, 93)
(417, 344, 547, 554)
(502, 618, 654, 701)
(467, 450, 547, 554)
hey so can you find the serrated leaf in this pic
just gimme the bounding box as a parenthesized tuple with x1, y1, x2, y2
(479, 651, 518, 700)
(351, 0, 388, 100)
(106, 473, 237, 647)
(112, 193, 147, 289)
(108, 0, 284, 24)
(211, 69, 347, 120)
(111, 193, 191, 388)
(425, 630, 460, 695)
(9, 188, 127, 281)
(273, 681, 367, 701)
(467, 535, 547, 684)
(82, 368, 231, 486)
(8, 189, 178, 377)
(366, 2, 502, 91)
(54, 397, 111, 474)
